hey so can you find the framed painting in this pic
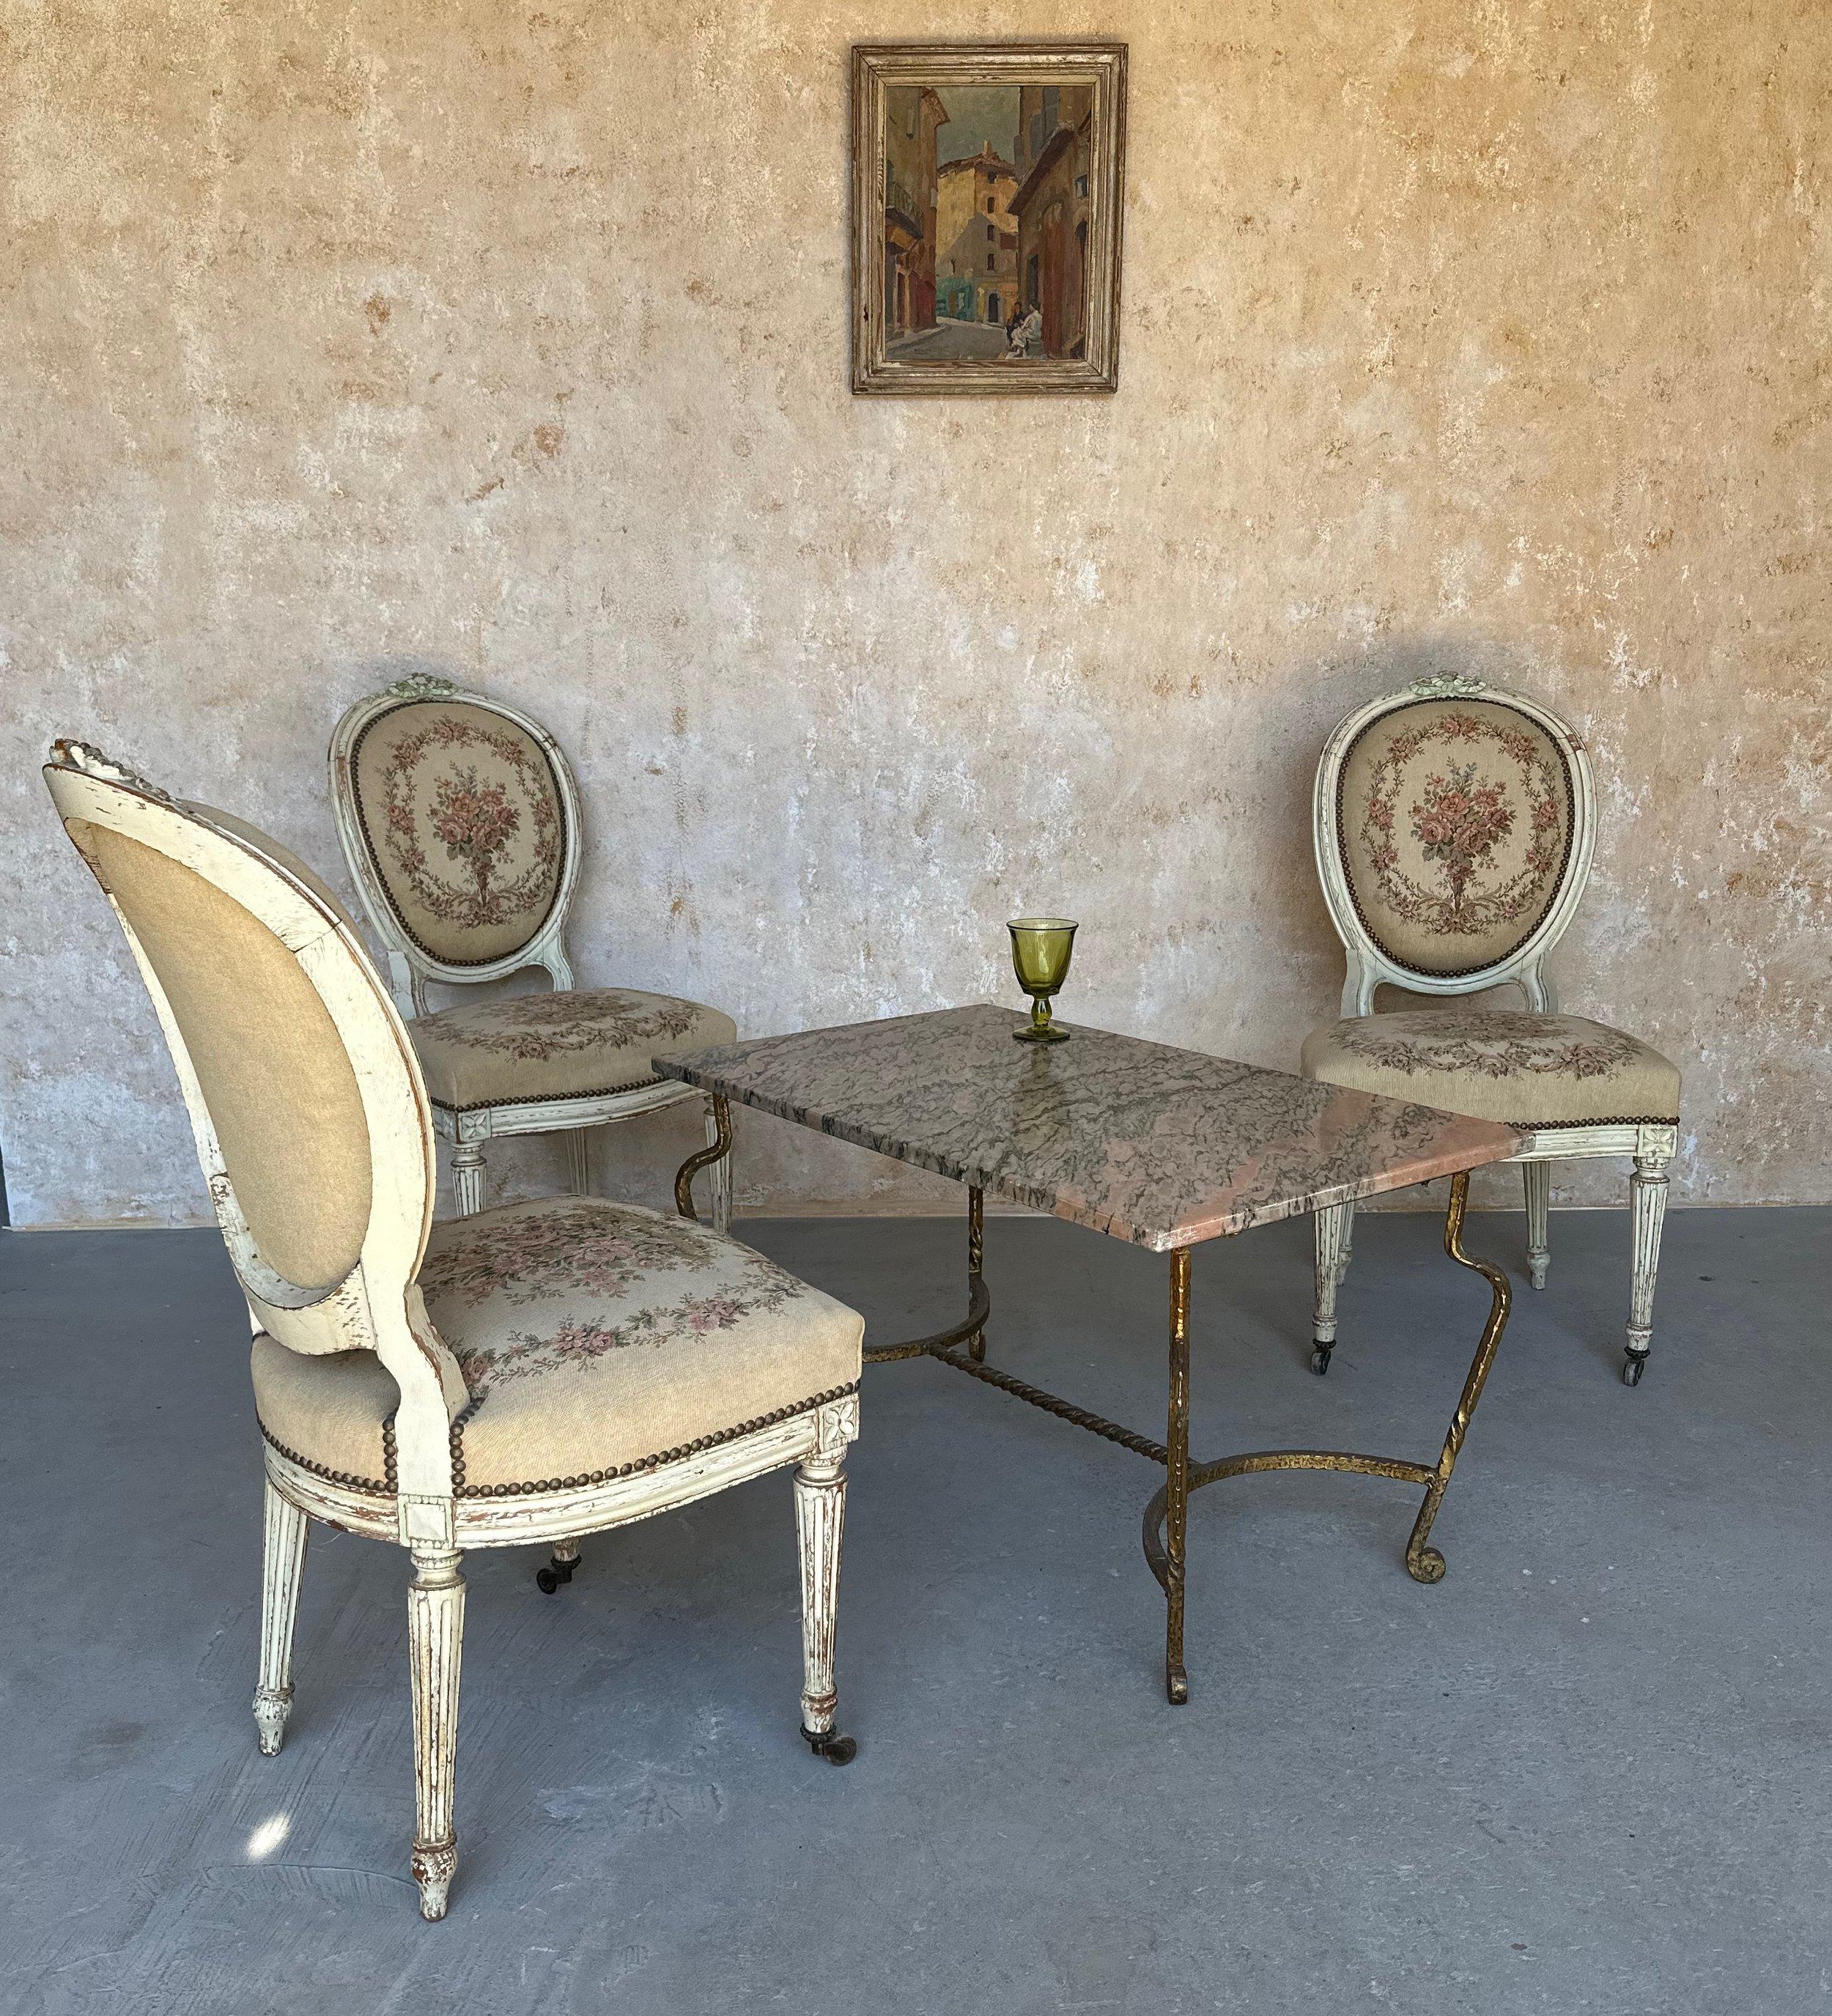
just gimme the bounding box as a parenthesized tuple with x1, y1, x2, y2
(850, 41, 1128, 396)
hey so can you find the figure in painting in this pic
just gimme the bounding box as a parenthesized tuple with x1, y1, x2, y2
(1001, 302, 1043, 360)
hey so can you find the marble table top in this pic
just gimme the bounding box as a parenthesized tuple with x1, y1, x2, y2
(657, 1004, 1518, 1252)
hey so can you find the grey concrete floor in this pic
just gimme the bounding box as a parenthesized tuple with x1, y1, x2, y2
(1, 1203, 1828, 2015)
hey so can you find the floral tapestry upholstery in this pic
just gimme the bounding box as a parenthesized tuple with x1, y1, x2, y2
(1301, 1009, 1680, 1129)
(409, 987, 737, 1111)
(350, 699, 567, 967)
(250, 1197, 863, 1493)
(1337, 699, 1575, 978)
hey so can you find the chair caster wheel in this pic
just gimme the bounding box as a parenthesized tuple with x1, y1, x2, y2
(1407, 1546, 1447, 1585)
(1310, 1342, 1333, 1376)
(1622, 1352, 1647, 1388)
(801, 1726, 857, 1765)
(535, 1552, 579, 1594)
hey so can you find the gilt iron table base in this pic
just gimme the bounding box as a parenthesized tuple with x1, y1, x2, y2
(677, 1090, 1513, 1705)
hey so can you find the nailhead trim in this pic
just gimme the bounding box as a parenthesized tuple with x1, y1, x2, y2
(452, 1381, 859, 1499)
(259, 1422, 392, 1497)
(259, 1381, 858, 1503)
(432, 1073, 670, 1117)
(447, 1397, 481, 1492)
(1507, 1113, 1679, 1131)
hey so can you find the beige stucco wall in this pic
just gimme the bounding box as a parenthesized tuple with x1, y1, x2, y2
(4, 0, 1828, 1227)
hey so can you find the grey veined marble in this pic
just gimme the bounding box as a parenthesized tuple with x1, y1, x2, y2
(659, 1005, 1518, 1250)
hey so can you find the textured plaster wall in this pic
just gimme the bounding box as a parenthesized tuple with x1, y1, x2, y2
(4, 0, 1828, 1227)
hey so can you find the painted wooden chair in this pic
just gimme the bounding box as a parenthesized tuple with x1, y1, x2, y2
(45, 741, 863, 1921)
(1301, 675, 1681, 1386)
(329, 673, 735, 1225)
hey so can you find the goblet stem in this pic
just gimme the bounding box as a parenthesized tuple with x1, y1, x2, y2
(1031, 996, 1053, 1036)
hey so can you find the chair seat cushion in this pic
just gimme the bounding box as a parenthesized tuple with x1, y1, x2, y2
(408, 988, 736, 1112)
(251, 1198, 863, 1495)
(1300, 1009, 1680, 1129)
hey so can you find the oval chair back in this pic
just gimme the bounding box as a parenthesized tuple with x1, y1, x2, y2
(328, 675, 583, 1014)
(1312, 676, 1596, 1016)
(43, 742, 466, 1496)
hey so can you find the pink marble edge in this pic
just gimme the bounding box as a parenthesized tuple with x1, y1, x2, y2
(656, 1003, 1521, 1252)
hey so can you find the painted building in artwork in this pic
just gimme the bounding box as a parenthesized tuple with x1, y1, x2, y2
(935, 142, 1019, 327)
(1009, 84, 1094, 357)
(883, 86, 948, 339)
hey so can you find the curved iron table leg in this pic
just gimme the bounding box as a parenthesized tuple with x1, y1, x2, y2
(670, 1133, 1513, 1705)
(674, 1093, 733, 1223)
(1164, 1249, 1192, 1705)
(1142, 1173, 1514, 1652)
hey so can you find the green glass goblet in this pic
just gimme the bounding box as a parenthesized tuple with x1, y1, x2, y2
(1008, 917, 1078, 1044)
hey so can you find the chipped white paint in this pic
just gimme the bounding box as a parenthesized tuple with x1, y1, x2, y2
(330, 676, 732, 1232)
(1309, 680, 1681, 1373)
(46, 750, 860, 1921)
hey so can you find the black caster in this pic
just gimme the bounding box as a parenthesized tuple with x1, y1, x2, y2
(1622, 1351, 1647, 1388)
(801, 1726, 857, 1765)
(536, 1551, 580, 1594)
(1310, 1340, 1334, 1376)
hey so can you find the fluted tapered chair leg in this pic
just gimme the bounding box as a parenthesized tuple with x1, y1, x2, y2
(1523, 1161, 1551, 1288)
(254, 1481, 309, 1756)
(1311, 1200, 1353, 1374)
(795, 1452, 854, 1765)
(1624, 1151, 1671, 1386)
(408, 1546, 465, 1921)
(451, 1139, 487, 1218)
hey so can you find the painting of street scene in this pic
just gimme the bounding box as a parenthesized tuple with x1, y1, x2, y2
(881, 82, 1096, 363)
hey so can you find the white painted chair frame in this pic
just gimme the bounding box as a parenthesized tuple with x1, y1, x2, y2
(328, 673, 731, 1229)
(1310, 674, 1677, 1385)
(45, 744, 855, 1921)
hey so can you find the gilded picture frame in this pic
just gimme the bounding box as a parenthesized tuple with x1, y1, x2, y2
(850, 41, 1128, 396)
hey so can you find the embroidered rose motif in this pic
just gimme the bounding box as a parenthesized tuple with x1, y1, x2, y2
(1410, 760, 1515, 917)
(1352, 710, 1568, 950)
(367, 711, 563, 941)
(421, 990, 706, 1064)
(429, 768, 522, 906)
(421, 1204, 805, 1401)
(1339, 1010, 1641, 1082)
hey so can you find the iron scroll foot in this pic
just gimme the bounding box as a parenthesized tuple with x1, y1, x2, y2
(801, 1724, 857, 1765)
(1140, 1169, 1513, 1653)
(1402, 1171, 1512, 1582)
